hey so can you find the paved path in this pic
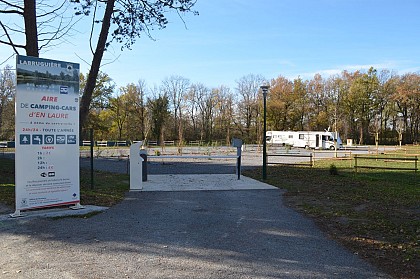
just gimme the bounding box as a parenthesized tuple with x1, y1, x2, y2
(0, 189, 389, 279)
(0, 152, 390, 278)
(139, 174, 277, 191)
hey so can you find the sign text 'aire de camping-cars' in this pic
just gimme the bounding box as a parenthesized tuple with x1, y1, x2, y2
(13, 55, 80, 216)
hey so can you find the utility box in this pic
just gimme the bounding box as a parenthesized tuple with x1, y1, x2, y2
(232, 138, 243, 180)
(139, 149, 147, 181)
(232, 138, 242, 148)
(130, 142, 143, 191)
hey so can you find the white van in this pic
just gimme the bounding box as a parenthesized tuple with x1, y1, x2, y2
(266, 130, 343, 150)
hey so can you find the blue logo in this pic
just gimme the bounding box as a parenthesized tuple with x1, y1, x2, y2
(60, 86, 68, 94)
(67, 135, 77, 144)
(20, 134, 30, 145)
(56, 135, 66, 144)
(32, 135, 43, 145)
(44, 135, 54, 144)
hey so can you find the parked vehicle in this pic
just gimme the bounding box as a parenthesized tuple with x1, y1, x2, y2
(266, 130, 343, 150)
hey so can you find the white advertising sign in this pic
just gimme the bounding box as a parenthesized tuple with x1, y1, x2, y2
(15, 55, 80, 212)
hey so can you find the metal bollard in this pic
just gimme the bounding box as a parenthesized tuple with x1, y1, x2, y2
(140, 150, 147, 181)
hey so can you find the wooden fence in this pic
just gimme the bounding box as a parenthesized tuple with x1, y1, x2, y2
(354, 155, 418, 173)
(267, 153, 313, 167)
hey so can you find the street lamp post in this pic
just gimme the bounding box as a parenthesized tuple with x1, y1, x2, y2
(261, 85, 269, 180)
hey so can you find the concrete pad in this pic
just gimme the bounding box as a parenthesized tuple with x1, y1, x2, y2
(0, 205, 108, 222)
(136, 174, 278, 192)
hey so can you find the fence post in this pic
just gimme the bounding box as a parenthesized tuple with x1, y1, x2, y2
(90, 128, 94, 190)
(310, 153, 314, 167)
(354, 155, 358, 173)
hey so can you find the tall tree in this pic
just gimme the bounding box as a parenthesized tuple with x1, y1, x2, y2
(267, 76, 294, 131)
(0, 65, 15, 139)
(109, 93, 130, 140)
(120, 81, 147, 140)
(0, 0, 198, 134)
(79, 71, 115, 137)
(190, 83, 214, 141)
(147, 93, 170, 143)
(72, 0, 198, 133)
(395, 73, 420, 143)
(375, 70, 398, 143)
(0, 0, 78, 57)
(212, 85, 234, 144)
(307, 74, 329, 130)
(292, 77, 308, 130)
(162, 75, 190, 144)
(236, 74, 265, 142)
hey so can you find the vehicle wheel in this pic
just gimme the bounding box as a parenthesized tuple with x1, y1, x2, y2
(330, 145, 335, 150)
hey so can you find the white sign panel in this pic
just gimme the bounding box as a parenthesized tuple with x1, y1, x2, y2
(15, 55, 80, 211)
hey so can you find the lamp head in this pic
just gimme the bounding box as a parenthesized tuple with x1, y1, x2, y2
(260, 85, 269, 96)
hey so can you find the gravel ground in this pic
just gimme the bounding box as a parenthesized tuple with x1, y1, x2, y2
(0, 190, 389, 279)
(79, 153, 262, 175)
(0, 148, 391, 278)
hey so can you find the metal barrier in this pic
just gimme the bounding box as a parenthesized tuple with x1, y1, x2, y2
(0, 141, 6, 156)
(97, 141, 107, 147)
(116, 141, 127, 146)
(188, 140, 201, 146)
(82, 140, 92, 146)
(148, 140, 158, 146)
(147, 139, 243, 180)
(148, 155, 242, 179)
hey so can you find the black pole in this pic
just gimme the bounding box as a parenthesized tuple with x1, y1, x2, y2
(261, 85, 269, 180)
(90, 128, 94, 190)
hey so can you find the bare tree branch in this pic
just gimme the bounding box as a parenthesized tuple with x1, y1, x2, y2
(89, 0, 99, 55)
(0, 53, 15, 66)
(0, 9, 23, 15)
(0, 21, 20, 54)
(37, 0, 66, 18)
(0, 0, 24, 12)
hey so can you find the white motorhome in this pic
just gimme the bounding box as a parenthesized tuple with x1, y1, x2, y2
(266, 130, 343, 150)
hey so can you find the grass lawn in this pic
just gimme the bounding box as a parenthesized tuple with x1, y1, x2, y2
(0, 157, 129, 209)
(244, 150, 419, 279)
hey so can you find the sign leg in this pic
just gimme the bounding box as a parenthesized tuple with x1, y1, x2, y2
(70, 203, 85, 210)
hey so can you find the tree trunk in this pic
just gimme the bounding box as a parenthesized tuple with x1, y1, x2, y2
(79, 0, 115, 136)
(24, 0, 39, 57)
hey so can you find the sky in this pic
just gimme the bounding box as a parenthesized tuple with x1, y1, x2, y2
(1, 0, 420, 91)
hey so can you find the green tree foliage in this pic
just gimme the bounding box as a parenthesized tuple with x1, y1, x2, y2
(267, 76, 294, 131)
(79, 72, 115, 138)
(395, 73, 420, 143)
(147, 94, 170, 143)
(118, 82, 147, 140)
(3, 66, 420, 145)
(0, 66, 15, 139)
